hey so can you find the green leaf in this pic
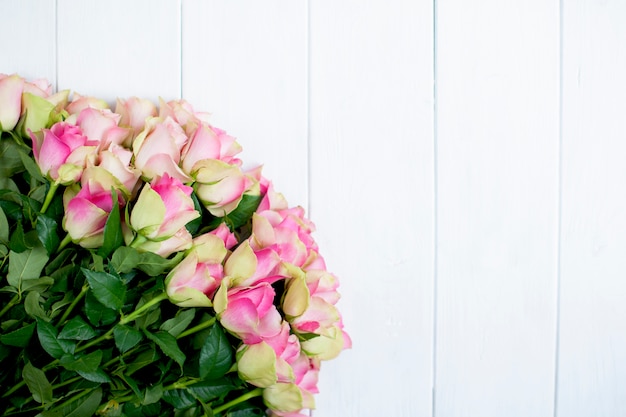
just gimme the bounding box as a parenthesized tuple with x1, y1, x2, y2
(17, 148, 46, 183)
(83, 269, 126, 310)
(144, 330, 186, 368)
(37, 318, 76, 359)
(84, 291, 118, 326)
(45, 248, 75, 276)
(226, 194, 262, 230)
(114, 325, 143, 353)
(110, 246, 141, 274)
(143, 383, 164, 405)
(58, 316, 97, 340)
(22, 277, 55, 293)
(36, 214, 60, 255)
(160, 309, 195, 337)
(126, 346, 159, 375)
(185, 192, 203, 235)
(137, 250, 179, 276)
(77, 368, 111, 383)
(226, 405, 266, 417)
(63, 387, 103, 417)
(7, 246, 49, 289)
(162, 389, 197, 409)
(60, 350, 102, 372)
(0, 137, 23, 177)
(0, 205, 9, 243)
(25, 291, 48, 320)
(187, 379, 236, 402)
(0, 322, 36, 347)
(199, 324, 232, 379)
(98, 192, 123, 258)
(23, 361, 53, 404)
(119, 373, 143, 400)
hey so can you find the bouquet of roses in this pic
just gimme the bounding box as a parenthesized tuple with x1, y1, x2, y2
(0, 73, 350, 417)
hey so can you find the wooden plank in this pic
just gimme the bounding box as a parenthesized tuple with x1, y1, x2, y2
(0, 0, 56, 85)
(310, 1, 434, 416)
(558, 1, 626, 416)
(57, 0, 180, 102)
(181, 0, 308, 208)
(435, 1, 560, 416)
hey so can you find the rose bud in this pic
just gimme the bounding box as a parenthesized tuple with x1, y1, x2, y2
(31, 122, 97, 185)
(0, 74, 24, 131)
(129, 173, 199, 242)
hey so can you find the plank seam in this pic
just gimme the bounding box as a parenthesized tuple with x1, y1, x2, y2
(54, 0, 58, 90)
(432, 0, 439, 416)
(553, 0, 564, 415)
(306, 0, 311, 219)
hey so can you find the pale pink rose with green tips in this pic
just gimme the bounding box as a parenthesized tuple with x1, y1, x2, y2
(130, 227, 193, 258)
(262, 383, 308, 413)
(236, 341, 281, 388)
(250, 208, 317, 268)
(65, 92, 109, 115)
(159, 98, 211, 135)
(18, 89, 69, 137)
(0, 74, 24, 131)
(132, 116, 190, 182)
(192, 159, 252, 217)
(115, 96, 157, 139)
(62, 167, 126, 248)
(236, 326, 301, 388)
(213, 280, 283, 344)
(129, 173, 199, 242)
(97, 144, 141, 196)
(30, 122, 98, 185)
(181, 124, 242, 174)
(164, 233, 228, 307)
(74, 107, 129, 150)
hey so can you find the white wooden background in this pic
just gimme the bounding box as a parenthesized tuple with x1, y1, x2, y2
(2, 1, 626, 416)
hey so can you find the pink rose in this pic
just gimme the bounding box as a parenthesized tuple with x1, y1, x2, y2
(97, 144, 141, 196)
(31, 122, 97, 185)
(75, 108, 129, 150)
(209, 223, 238, 250)
(0, 74, 24, 131)
(65, 93, 109, 115)
(251, 208, 317, 268)
(164, 233, 228, 306)
(22, 77, 52, 97)
(63, 167, 126, 248)
(115, 97, 157, 139)
(132, 117, 190, 182)
(129, 173, 199, 242)
(159, 98, 211, 135)
(214, 281, 283, 344)
(193, 159, 253, 217)
(180, 124, 242, 174)
(130, 227, 193, 258)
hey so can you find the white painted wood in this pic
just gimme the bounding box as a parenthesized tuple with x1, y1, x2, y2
(5, 1, 626, 415)
(57, 0, 181, 103)
(0, 0, 56, 85)
(181, 0, 308, 209)
(557, 1, 626, 416)
(435, 1, 560, 416)
(309, 1, 434, 416)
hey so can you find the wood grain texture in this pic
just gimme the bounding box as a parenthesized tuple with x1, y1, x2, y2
(309, 1, 434, 416)
(0, 0, 56, 83)
(557, 1, 626, 415)
(181, 0, 308, 209)
(435, 1, 560, 416)
(57, 0, 181, 102)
